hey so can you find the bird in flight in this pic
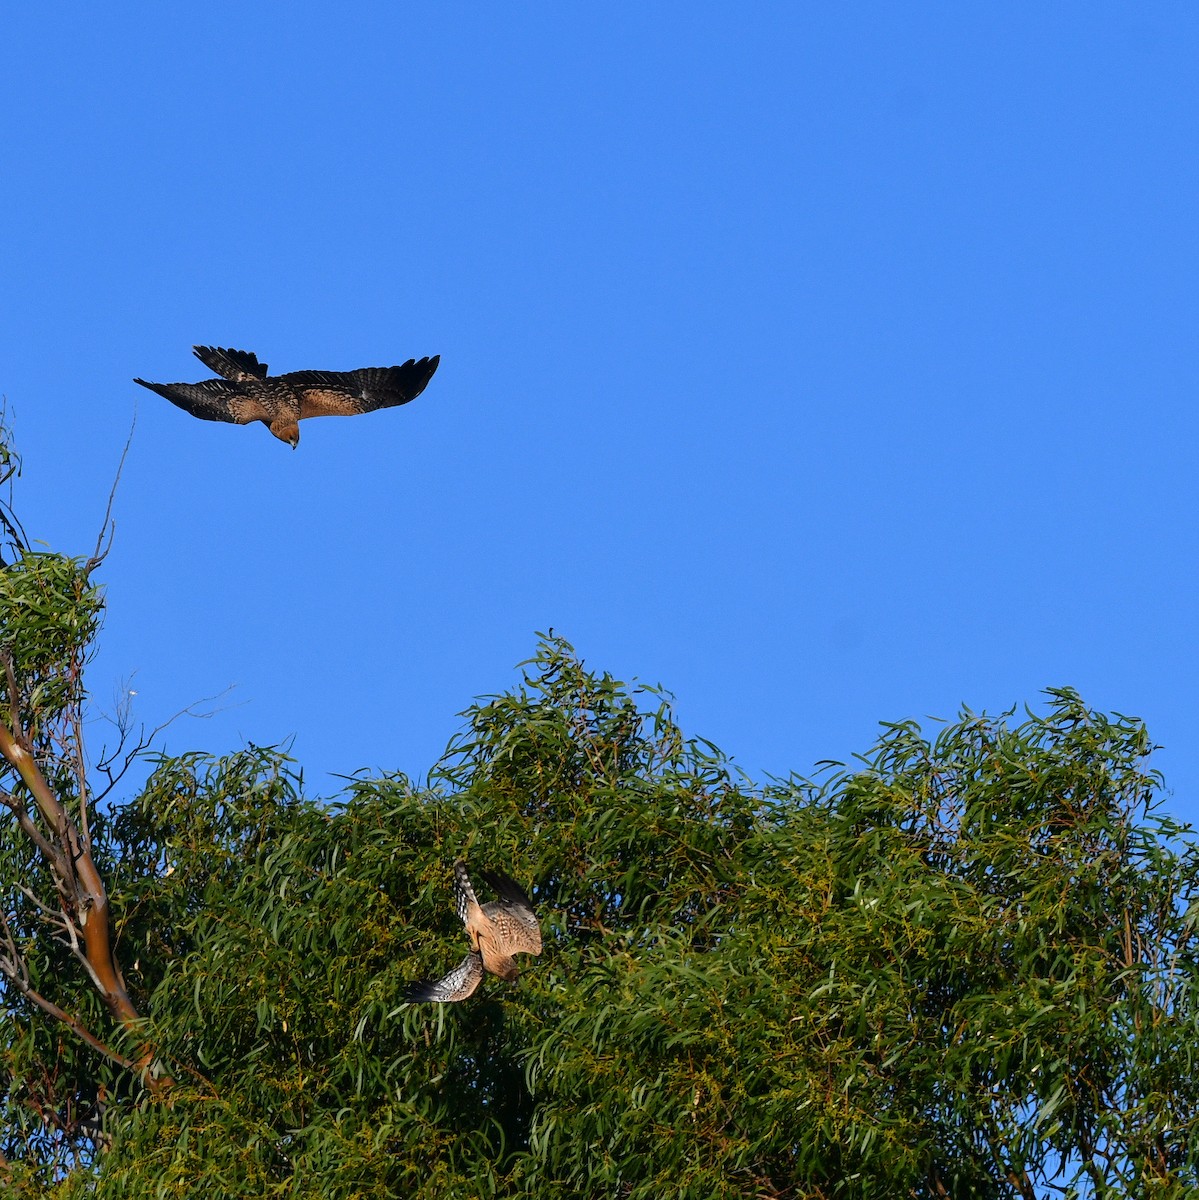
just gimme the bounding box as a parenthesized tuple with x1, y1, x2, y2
(406, 861, 543, 1003)
(134, 345, 440, 448)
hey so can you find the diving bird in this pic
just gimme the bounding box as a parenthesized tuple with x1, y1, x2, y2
(405, 861, 543, 1003)
(134, 345, 440, 448)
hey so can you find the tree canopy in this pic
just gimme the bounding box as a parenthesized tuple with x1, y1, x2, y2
(1, 420, 1197, 1198)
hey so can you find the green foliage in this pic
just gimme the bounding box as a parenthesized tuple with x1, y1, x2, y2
(0, 419, 115, 1183)
(0, 548, 102, 737)
(0, 408, 102, 735)
(3, 638, 1191, 1199)
(2, 419, 1195, 1198)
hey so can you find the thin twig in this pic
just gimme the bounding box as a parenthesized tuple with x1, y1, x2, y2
(86, 412, 135, 575)
(0, 907, 31, 984)
(88, 685, 235, 806)
(11, 879, 73, 933)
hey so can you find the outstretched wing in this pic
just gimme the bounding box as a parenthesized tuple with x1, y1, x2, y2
(404, 952, 484, 1003)
(133, 377, 268, 425)
(192, 346, 269, 382)
(479, 869, 543, 956)
(284, 356, 440, 418)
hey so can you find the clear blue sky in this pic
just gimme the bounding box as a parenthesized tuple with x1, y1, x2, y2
(2, 5, 1196, 824)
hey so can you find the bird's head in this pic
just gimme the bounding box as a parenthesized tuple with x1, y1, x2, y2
(269, 417, 301, 449)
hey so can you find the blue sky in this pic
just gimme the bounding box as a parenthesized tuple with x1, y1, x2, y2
(1, 5, 1196, 824)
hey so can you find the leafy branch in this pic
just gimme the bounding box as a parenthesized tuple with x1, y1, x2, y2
(0, 414, 166, 1105)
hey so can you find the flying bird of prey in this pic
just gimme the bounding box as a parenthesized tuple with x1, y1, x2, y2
(134, 345, 440, 448)
(406, 861, 543, 1003)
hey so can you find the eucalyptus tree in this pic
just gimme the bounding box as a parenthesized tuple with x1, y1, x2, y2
(0, 419, 171, 1190)
(1, 416, 1196, 1198)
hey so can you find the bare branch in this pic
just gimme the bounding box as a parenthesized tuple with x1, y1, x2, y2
(0, 714, 141, 1026)
(85, 412, 135, 576)
(0, 961, 137, 1073)
(60, 917, 112, 994)
(72, 705, 92, 851)
(1, 650, 30, 754)
(0, 906, 31, 984)
(0, 789, 73, 885)
(87, 684, 236, 807)
(11, 879, 73, 934)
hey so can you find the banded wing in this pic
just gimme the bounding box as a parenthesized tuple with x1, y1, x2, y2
(404, 952, 484, 1003)
(453, 859, 480, 926)
(192, 345, 269, 382)
(132, 377, 268, 425)
(284, 356, 441, 418)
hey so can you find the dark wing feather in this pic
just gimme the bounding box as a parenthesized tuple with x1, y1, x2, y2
(477, 869, 537, 913)
(133, 377, 267, 425)
(284, 355, 440, 418)
(192, 346, 269, 381)
(405, 952, 484, 1003)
